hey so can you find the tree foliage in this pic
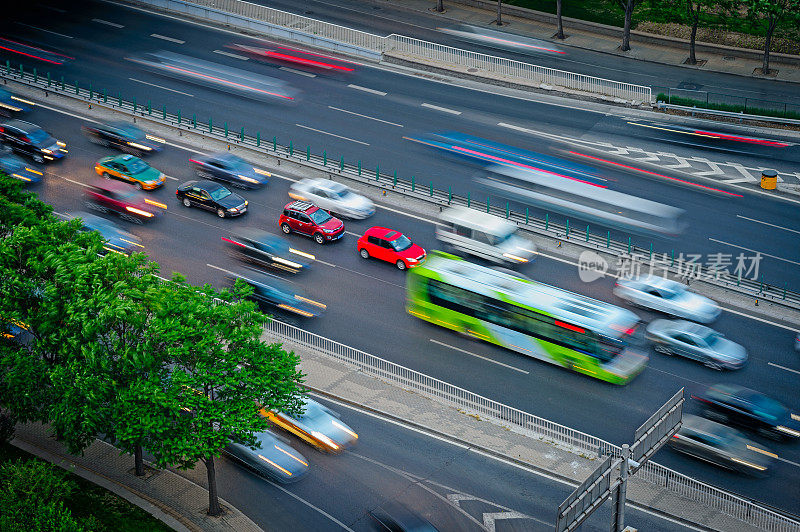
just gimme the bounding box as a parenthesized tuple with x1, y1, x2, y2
(747, 0, 800, 73)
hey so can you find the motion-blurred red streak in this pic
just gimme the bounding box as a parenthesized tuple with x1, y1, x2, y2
(0, 37, 74, 58)
(454, 146, 607, 187)
(274, 45, 359, 65)
(568, 151, 743, 197)
(0, 46, 63, 64)
(265, 51, 354, 71)
(693, 131, 788, 147)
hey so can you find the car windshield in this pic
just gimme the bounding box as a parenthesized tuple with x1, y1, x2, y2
(210, 187, 232, 201)
(486, 228, 515, 246)
(116, 124, 143, 139)
(329, 186, 351, 199)
(309, 209, 332, 224)
(27, 129, 50, 144)
(221, 155, 248, 170)
(747, 393, 786, 420)
(390, 234, 413, 252)
(127, 159, 150, 174)
(700, 331, 720, 346)
(297, 401, 328, 426)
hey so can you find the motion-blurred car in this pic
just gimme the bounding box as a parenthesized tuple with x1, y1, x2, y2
(279, 201, 344, 245)
(83, 121, 164, 156)
(190, 152, 269, 189)
(369, 501, 439, 532)
(668, 415, 774, 476)
(695, 384, 800, 440)
(261, 396, 357, 452)
(613, 275, 720, 323)
(230, 270, 325, 318)
(357, 227, 426, 270)
(0, 87, 33, 117)
(227, 41, 356, 74)
(71, 211, 144, 256)
(176, 180, 248, 218)
(84, 180, 166, 224)
(289, 178, 374, 219)
(646, 320, 746, 370)
(95, 154, 166, 190)
(222, 228, 314, 273)
(0, 148, 43, 183)
(223, 429, 310, 483)
(0, 120, 66, 163)
(795, 333, 800, 352)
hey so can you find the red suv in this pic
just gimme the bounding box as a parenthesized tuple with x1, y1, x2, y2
(84, 179, 166, 224)
(357, 226, 426, 270)
(279, 201, 345, 245)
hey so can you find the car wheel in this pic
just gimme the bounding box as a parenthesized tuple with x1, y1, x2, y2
(217, 208, 226, 218)
(704, 359, 723, 371)
(182, 198, 191, 208)
(135, 182, 143, 191)
(396, 260, 407, 270)
(359, 248, 369, 259)
(281, 223, 291, 234)
(705, 409, 727, 423)
(33, 154, 44, 164)
(84, 201, 107, 213)
(103, 172, 112, 180)
(654, 344, 673, 356)
(758, 427, 781, 441)
(196, 169, 212, 179)
(122, 213, 143, 225)
(314, 233, 325, 245)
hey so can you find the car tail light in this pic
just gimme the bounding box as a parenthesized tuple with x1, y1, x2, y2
(188, 159, 202, 165)
(690, 395, 711, 404)
(221, 237, 246, 247)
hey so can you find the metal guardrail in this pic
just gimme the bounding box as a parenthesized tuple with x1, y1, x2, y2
(656, 101, 800, 125)
(261, 317, 800, 532)
(387, 34, 652, 103)
(4, 64, 797, 311)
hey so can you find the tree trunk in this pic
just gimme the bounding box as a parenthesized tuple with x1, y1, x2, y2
(556, 0, 565, 40)
(435, 0, 443, 12)
(495, 0, 503, 25)
(621, 0, 634, 51)
(762, 18, 777, 74)
(206, 456, 222, 516)
(688, 18, 698, 64)
(134, 443, 145, 477)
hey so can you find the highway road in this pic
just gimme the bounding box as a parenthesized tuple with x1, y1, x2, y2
(2, 0, 800, 293)
(175, 394, 697, 531)
(14, 103, 800, 515)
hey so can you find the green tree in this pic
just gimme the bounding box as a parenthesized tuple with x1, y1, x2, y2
(144, 276, 304, 516)
(747, 0, 800, 74)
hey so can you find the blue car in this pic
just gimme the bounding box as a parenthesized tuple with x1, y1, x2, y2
(0, 149, 43, 183)
(0, 88, 33, 117)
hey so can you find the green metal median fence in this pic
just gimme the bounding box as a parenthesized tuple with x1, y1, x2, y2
(5, 61, 796, 307)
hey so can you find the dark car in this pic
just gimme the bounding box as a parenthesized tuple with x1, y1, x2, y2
(222, 228, 314, 273)
(228, 270, 325, 318)
(84, 180, 167, 224)
(190, 153, 269, 189)
(71, 211, 144, 256)
(224, 429, 310, 483)
(694, 384, 800, 440)
(668, 415, 774, 477)
(0, 87, 33, 117)
(0, 148, 43, 183)
(83, 121, 164, 156)
(0, 120, 66, 163)
(369, 502, 439, 532)
(278, 201, 344, 245)
(176, 180, 247, 218)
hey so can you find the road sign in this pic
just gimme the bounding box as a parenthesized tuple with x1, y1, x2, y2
(555, 455, 617, 532)
(629, 387, 684, 473)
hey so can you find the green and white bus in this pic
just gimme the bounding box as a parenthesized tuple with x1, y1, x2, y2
(407, 252, 648, 384)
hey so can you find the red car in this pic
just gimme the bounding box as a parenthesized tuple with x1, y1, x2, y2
(357, 227, 426, 270)
(279, 200, 345, 245)
(84, 179, 166, 224)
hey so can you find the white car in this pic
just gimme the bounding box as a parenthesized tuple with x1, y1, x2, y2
(289, 178, 375, 219)
(613, 275, 720, 323)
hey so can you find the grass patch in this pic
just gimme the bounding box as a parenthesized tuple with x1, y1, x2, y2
(656, 93, 800, 120)
(0, 442, 173, 532)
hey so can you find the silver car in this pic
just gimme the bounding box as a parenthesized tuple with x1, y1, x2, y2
(289, 178, 375, 219)
(668, 415, 774, 476)
(613, 275, 720, 323)
(224, 429, 309, 483)
(646, 320, 746, 370)
(264, 396, 358, 453)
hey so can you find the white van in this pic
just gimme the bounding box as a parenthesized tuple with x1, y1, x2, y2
(436, 206, 536, 265)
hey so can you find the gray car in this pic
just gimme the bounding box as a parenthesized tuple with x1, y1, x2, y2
(224, 429, 309, 483)
(613, 275, 720, 323)
(646, 319, 747, 370)
(668, 415, 774, 476)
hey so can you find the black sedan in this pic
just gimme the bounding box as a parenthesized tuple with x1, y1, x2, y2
(82, 121, 164, 156)
(71, 211, 145, 256)
(694, 384, 800, 440)
(228, 270, 325, 318)
(222, 228, 314, 273)
(176, 180, 248, 218)
(189, 152, 269, 189)
(224, 429, 310, 483)
(0, 120, 66, 163)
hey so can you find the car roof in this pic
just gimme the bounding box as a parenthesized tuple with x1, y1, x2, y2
(236, 228, 280, 244)
(365, 226, 392, 237)
(113, 154, 140, 163)
(285, 200, 317, 213)
(91, 179, 132, 193)
(2, 119, 39, 131)
(189, 180, 224, 191)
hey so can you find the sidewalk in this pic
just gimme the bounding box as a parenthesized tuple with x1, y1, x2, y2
(389, 0, 800, 86)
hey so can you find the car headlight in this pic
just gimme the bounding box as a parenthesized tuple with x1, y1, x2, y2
(273, 256, 303, 269)
(407, 258, 418, 263)
(127, 142, 152, 151)
(253, 168, 270, 176)
(776, 425, 800, 437)
(310, 431, 339, 450)
(502, 252, 528, 263)
(41, 148, 53, 154)
(237, 175, 259, 184)
(228, 207, 239, 212)
(56, 141, 66, 147)
(145, 135, 165, 143)
(323, 228, 335, 233)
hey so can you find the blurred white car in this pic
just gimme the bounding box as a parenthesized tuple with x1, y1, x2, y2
(646, 319, 746, 370)
(613, 275, 720, 323)
(289, 178, 374, 219)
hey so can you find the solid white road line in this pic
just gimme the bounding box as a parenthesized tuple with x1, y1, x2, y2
(775, 455, 800, 469)
(768, 362, 800, 376)
(737, 215, 800, 235)
(150, 33, 185, 44)
(213, 49, 249, 60)
(15, 22, 73, 38)
(295, 124, 370, 146)
(327, 106, 403, 127)
(261, 479, 355, 531)
(128, 77, 194, 97)
(347, 84, 387, 96)
(708, 238, 800, 266)
(421, 102, 462, 115)
(279, 66, 317, 78)
(92, 18, 124, 28)
(430, 339, 529, 374)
